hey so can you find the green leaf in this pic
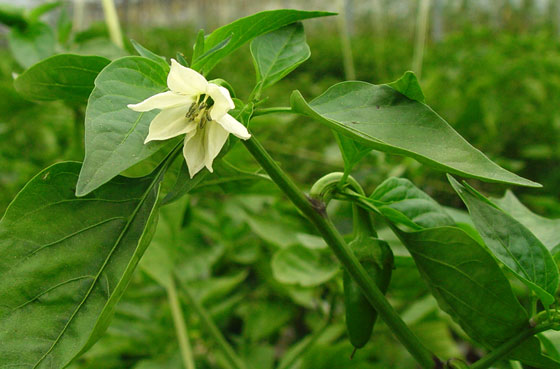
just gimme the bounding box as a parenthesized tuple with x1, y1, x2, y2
(448, 176, 559, 306)
(510, 337, 560, 369)
(0, 162, 161, 368)
(8, 22, 55, 68)
(250, 22, 310, 90)
(397, 226, 529, 348)
(25, 1, 61, 23)
(77, 56, 170, 196)
(290, 80, 540, 188)
(334, 132, 372, 172)
(130, 39, 168, 70)
(0, 4, 27, 28)
(494, 190, 560, 253)
(192, 29, 205, 63)
(272, 245, 338, 287)
(387, 71, 425, 103)
(192, 9, 334, 73)
(370, 177, 455, 229)
(14, 54, 110, 103)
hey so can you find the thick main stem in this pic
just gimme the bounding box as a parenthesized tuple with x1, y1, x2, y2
(242, 137, 437, 369)
(167, 279, 196, 369)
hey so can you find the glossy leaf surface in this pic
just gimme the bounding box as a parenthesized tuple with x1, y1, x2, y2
(370, 177, 455, 229)
(14, 54, 110, 103)
(449, 176, 559, 306)
(77, 56, 170, 196)
(291, 80, 539, 187)
(0, 162, 160, 368)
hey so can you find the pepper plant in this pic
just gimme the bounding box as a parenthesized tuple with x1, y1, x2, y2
(1, 8, 560, 369)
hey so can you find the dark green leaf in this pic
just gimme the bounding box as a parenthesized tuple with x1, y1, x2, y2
(448, 176, 559, 306)
(0, 162, 161, 368)
(494, 190, 560, 253)
(14, 54, 110, 103)
(192, 9, 334, 73)
(250, 22, 310, 89)
(290, 81, 540, 187)
(0, 4, 27, 28)
(398, 226, 529, 348)
(510, 337, 560, 368)
(77, 56, 170, 196)
(8, 22, 55, 68)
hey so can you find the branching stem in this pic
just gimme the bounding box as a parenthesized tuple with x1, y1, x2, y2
(242, 136, 437, 369)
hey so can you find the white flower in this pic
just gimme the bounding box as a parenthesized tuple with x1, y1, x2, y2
(128, 59, 251, 178)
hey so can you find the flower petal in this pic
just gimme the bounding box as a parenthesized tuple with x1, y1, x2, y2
(144, 106, 197, 143)
(128, 91, 192, 112)
(208, 83, 235, 120)
(183, 129, 206, 178)
(215, 114, 251, 139)
(168, 59, 208, 95)
(204, 122, 229, 171)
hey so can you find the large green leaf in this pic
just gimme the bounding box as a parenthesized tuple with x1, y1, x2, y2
(0, 162, 161, 368)
(398, 226, 529, 348)
(192, 9, 334, 73)
(370, 177, 455, 229)
(449, 176, 559, 306)
(14, 54, 110, 103)
(250, 22, 310, 90)
(290, 80, 539, 187)
(272, 245, 338, 287)
(494, 190, 560, 253)
(77, 56, 170, 196)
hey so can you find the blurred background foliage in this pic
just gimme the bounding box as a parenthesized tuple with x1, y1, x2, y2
(1, 1, 560, 368)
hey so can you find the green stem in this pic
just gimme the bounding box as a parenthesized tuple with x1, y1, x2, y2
(252, 107, 294, 117)
(175, 276, 249, 369)
(242, 136, 437, 369)
(167, 278, 196, 369)
(100, 0, 124, 48)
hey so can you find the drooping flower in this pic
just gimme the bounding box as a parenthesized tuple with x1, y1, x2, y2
(128, 59, 251, 178)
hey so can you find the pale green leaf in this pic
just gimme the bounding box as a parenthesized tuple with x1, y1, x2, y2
(272, 245, 338, 287)
(8, 22, 55, 68)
